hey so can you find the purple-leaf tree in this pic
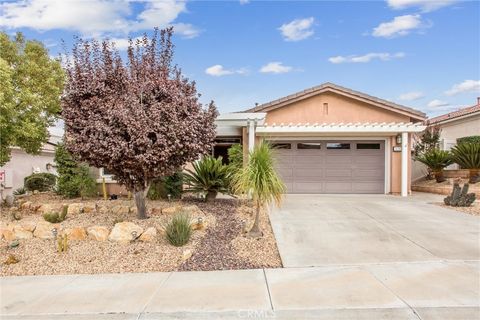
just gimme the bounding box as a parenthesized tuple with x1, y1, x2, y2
(62, 28, 217, 219)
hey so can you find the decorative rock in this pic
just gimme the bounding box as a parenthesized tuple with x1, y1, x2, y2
(98, 205, 109, 214)
(30, 203, 42, 211)
(67, 203, 83, 215)
(1, 223, 15, 241)
(20, 201, 32, 210)
(130, 206, 138, 215)
(139, 227, 157, 242)
(83, 204, 96, 213)
(87, 226, 110, 241)
(112, 205, 130, 215)
(62, 227, 87, 240)
(21, 221, 36, 232)
(5, 195, 14, 207)
(191, 219, 207, 231)
(182, 205, 201, 214)
(182, 249, 193, 261)
(33, 221, 58, 239)
(149, 207, 162, 215)
(162, 206, 180, 215)
(108, 222, 143, 243)
(13, 224, 33, 239)
(37, 204, 54, 214)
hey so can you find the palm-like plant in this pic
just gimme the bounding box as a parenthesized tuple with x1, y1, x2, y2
(183, 155, 229, 202)
(415, 149, 453, 183)
(233, 141, 286, 238)
(451, 142, 480, 183)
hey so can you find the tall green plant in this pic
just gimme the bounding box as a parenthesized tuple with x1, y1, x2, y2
(415, 149, 453, 183)
(233, 141, 286, 238)
(451, 142, 480, 183)
(183, 156, 229, 202)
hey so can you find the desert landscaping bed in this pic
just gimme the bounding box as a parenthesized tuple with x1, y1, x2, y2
(0, 193, 281, 276)
(433, 201, 480, 216)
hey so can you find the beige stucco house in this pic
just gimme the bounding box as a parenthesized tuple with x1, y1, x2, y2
(215, 83, 426, 196)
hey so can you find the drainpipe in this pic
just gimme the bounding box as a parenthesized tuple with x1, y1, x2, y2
(401, 132, 408, 197)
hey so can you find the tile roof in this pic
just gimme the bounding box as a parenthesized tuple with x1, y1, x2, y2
(427, 103, 480, 125)
(242, 82, 426, 120)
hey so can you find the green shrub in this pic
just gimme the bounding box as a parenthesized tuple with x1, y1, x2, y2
(227, 144, 243, 173)
(165, 212, 192, 247)
(457, 136, 480, 145)
(183, 155, 229, 202)
(451, 142, 480, 169)
(55, 143, 97, 198)
(147, 172, 183, 200)
(415, 149, 453, 183)
(43, 205, 68, 223)
(24, 173, 56, 192)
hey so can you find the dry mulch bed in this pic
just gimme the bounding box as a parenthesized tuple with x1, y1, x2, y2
(1, 193, 282, 276)
(434, 202, 480, 216)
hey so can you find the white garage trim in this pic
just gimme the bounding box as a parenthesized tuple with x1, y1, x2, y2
(257, 122, 425, 134)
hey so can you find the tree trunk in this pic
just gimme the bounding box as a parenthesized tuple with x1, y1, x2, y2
(205, 190, 218, 202)
(134, 190, 147, 219)
(248, 201, 263, 238)
(434, 170, 446, 183)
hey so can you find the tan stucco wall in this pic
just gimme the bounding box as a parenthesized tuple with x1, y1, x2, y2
(264, 92, 411, 124)
(243, 92, 418, 194)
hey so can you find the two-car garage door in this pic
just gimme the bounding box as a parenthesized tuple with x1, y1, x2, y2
(273, 140, 385, 194)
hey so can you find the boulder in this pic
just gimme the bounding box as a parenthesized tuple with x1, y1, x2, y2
(182, 205, 201, 215)
(20, 221, 36, 232)
(139, 227, 157, 242)
(62, 227, 87, 240)
(20, 201, 32, 210)
(13, 224, 33, 239)
(87, 226, 110, 241)
(108, 222, 143, 243)
(98, 205, 109, 214)
(182, 249, 193, 261)
(149, 207, 162, 215)
(5, 195, 14, 207)
(67, 203, 83, 215)
(191, 219, 207, 231)
(30, 203, 42, 211)
(112, 205, 130, 215)
(162, 206, 180, 215)
(0, 223, 15, 241)
(130, 206, 138, 215)
(83, 204, 96, 213)
(36, 204, 54, 214)
(33, 221, 58, 239)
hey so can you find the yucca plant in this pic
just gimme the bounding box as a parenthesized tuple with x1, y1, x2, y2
(165, 212, 192, 247)
(451, 142, 480, 183)
(183, 155, 229, 202)
(415, 149, 453, 183)
(233, 141, 286, 238)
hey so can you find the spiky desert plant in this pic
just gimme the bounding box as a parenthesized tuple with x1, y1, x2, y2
(451, 142, 480, 183)
(165, 212, 192, 247)
(233, 141, 286, 238)
(415, 149, 453, 183)
(183, 156, 229, 202)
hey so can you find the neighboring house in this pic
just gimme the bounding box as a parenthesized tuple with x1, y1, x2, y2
(427, 99, 480, 151)
(412, 98, 480, 181)
(0, 134, 62, 198)
(216, 82, 426, 196)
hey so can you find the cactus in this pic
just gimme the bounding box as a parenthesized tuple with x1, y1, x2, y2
(444, 183, 476, 207)
(43, 208, 68, 223)
(57, 234, 68, 252)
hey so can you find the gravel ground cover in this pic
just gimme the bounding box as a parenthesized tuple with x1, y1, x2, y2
(0, 194, 282, 276)
(434, 201, 480, 216)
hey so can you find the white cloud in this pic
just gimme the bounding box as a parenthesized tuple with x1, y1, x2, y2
(0, 0, 199, 38)
(278, 17, 315, 41)
(399, 91, 424, 101)
(239, 0, 250, 4)
(444, 80, 480, 96)
(328, 52, 405, 64)
(171, 23, 201, 39)
(205, 65, 247, 77)
(387, 0, 457, 12)
(259, 62, 293, 74)
(372, 14, 428, 38)
(427, 99, 449, 108)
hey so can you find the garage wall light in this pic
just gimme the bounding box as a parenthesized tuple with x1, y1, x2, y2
(396, 134, 402, 144)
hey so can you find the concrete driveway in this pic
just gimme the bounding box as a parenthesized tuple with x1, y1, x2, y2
(269, 193, 480, 268)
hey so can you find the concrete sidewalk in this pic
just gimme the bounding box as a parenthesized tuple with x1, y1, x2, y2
(1, 261, 479, 319)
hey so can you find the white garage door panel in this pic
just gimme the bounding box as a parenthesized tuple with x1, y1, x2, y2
(272, 140, 385, 194)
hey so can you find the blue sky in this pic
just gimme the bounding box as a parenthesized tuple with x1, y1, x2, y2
(1, 0, 479, 117)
